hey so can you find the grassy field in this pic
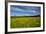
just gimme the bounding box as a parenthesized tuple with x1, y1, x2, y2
(10, 16, 40, 28)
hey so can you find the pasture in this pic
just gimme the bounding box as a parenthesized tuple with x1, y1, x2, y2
(10, 16, 40, 28)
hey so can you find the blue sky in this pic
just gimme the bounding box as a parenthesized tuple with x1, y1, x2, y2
(10, 5, 40, 16)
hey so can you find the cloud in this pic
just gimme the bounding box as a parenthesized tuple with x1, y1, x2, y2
(11, 12, 39, 16)
(32, 10, 36, 13)
(11, 7, 24, 11)
(11, 6, 40, 16)
(11, 7, 37, 13)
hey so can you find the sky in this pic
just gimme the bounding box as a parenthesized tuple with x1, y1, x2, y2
(10, 5, 40, 16)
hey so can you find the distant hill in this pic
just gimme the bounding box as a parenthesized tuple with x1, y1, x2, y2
(11, 15, 40, 18)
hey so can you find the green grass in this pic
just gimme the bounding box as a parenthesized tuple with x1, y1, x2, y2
(10, 16, 40, 28)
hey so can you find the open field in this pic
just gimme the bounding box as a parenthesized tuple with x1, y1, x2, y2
(10, 16, 40, 28)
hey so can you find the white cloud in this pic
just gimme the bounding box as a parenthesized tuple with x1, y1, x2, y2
(11, 7, 24, 11)
(11, 7, 37, 13)
(32, 10, 36, 13)
(15, 13, 37, 16)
